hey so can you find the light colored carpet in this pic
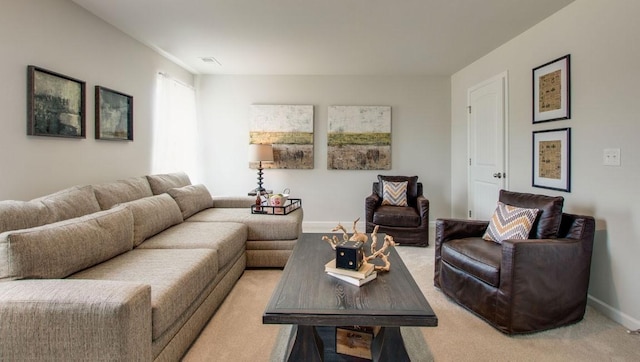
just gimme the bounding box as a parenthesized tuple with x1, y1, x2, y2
(182, 246, 639, 361)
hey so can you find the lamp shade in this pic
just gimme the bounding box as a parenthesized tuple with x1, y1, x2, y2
(248, 144, 274, 162)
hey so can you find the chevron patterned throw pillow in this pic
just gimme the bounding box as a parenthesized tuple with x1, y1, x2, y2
(483, 202, 539, 244)
(381, 181, 408, 206)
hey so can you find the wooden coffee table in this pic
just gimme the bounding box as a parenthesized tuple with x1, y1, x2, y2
(263, 233, 437, 361)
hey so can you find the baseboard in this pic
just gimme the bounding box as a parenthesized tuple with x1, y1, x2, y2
(302, 221, 437, 237)
(588, 294, 640, 331)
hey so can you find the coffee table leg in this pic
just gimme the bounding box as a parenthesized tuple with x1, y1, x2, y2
(370, 326, 410, 362)
(287, 325, 323, 362)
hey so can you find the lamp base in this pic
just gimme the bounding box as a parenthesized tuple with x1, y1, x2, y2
(248, 189, 272, 196)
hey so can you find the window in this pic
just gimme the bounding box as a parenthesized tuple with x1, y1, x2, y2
(152, 73, 199, 180)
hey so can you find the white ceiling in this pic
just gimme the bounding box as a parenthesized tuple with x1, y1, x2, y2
(71, 0, 574, 76)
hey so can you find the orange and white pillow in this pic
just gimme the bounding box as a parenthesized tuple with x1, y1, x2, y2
(483, 202, 539, 243)
(381, 181, 408, 207)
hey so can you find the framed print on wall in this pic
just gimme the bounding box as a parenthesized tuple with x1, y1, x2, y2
(532, 54, 570, 123)
(532, 127, 571, 192)
(95, 86, 133, 141)
(327, 105, 391, 170)
(249, 105, 314, 169)
(27, 65, 86, 138)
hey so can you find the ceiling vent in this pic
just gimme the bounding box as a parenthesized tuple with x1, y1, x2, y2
(200, 57, 222, 66)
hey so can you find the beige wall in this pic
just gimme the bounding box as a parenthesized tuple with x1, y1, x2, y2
(196, 75, 451, 229)
(451, 0, 640, 329)
(0, 0, 192, 200)
(2, 0, 637, 331)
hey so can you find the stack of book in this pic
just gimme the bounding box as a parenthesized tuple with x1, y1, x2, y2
(324, 259, 377, 286)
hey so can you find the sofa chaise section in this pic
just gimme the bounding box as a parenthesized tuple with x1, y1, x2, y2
(187, 198, 303, 268)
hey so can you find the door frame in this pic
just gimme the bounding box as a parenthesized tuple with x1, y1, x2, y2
(467, 71, 509, 219)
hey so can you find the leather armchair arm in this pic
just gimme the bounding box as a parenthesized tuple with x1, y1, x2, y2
(435, 218, 489, 244)
(497, 237, 594, 331)
(434, 218, 489, 287)
(365, 193, 380, 222)
(416, 195, 430, 228)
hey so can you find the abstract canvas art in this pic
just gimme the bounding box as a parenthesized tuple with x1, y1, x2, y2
(327, 106, 391, 170)
(249, 105, 314, 169)
(27, 66, 86, 138)
(95, 86, 133, 141)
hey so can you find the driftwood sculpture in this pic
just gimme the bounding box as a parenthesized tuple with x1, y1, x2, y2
(331, 218, 368, 243)
(323, 218, 398, 272)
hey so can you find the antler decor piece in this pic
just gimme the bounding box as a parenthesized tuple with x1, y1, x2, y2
(322, 218, 398, 272)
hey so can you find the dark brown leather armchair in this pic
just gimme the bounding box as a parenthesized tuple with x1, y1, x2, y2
(434, 190, 595, 334)
(365, 175, 429, 247)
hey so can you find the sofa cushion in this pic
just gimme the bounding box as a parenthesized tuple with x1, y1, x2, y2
(0, 206, 134, 281)
(186, 208, 302, 241)
(122, 194, 183, 247)
(93, 176, 153, 210)
(32, 185, 102, 223)
(0, 200, 52, 234)
(380, 180, 408, 207)
(167, 184, 214, 219)
(137, 221, 247, 270)
(146, 172, 191, 195)
(441, 237, 502, 287)
(482, 202, 539, 244)
(499, 190, 564, 239)
(68, 248, 218, 340)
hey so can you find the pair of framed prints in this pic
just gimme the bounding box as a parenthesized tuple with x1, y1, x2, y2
(27, 65, 133, 141)
(532, 54, 571, 192)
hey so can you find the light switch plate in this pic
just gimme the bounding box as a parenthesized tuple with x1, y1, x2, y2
(603, 148, 621, 166)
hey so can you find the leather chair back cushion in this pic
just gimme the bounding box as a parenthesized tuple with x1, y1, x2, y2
(441, 237, 502, 287)
(372, 205, 420, 227)
(376, 175, 418, 203)
(499, 190, 564, 239)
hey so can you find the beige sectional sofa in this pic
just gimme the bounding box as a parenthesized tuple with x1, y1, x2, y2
(0, 172, 302, 361)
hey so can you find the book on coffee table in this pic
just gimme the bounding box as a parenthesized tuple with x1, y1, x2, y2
(324, 259, 375, 279)
(327, 271, 377, 286)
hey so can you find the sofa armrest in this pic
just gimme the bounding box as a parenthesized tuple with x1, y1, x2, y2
(0, 279, 152, 361)
(497, 237, 594, 330)
(434, 218, 489, 287)
(212, 196, 256, 208)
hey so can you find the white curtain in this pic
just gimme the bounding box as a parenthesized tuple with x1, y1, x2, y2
(152, 73, 199, 180)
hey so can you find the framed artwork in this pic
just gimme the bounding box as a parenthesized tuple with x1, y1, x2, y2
(95, 86, 133, 141)
(327, 106, 391, 170)
(532, 128, 571, 192)
(27, 65, 86, 138)
(249, 105, 314, 169)
(532, 54, 570, 123)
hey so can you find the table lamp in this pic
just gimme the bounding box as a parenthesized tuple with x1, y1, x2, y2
(248, 143, 274, 194)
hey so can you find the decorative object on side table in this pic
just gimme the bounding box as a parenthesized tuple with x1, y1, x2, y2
(27, 65, 86, 138)
(248, 143, 274, 194)
(95, 86, 133, 141)
(250, 198, 301, 215)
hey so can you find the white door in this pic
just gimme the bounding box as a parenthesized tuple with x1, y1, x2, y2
(468, 72, 508, 220)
